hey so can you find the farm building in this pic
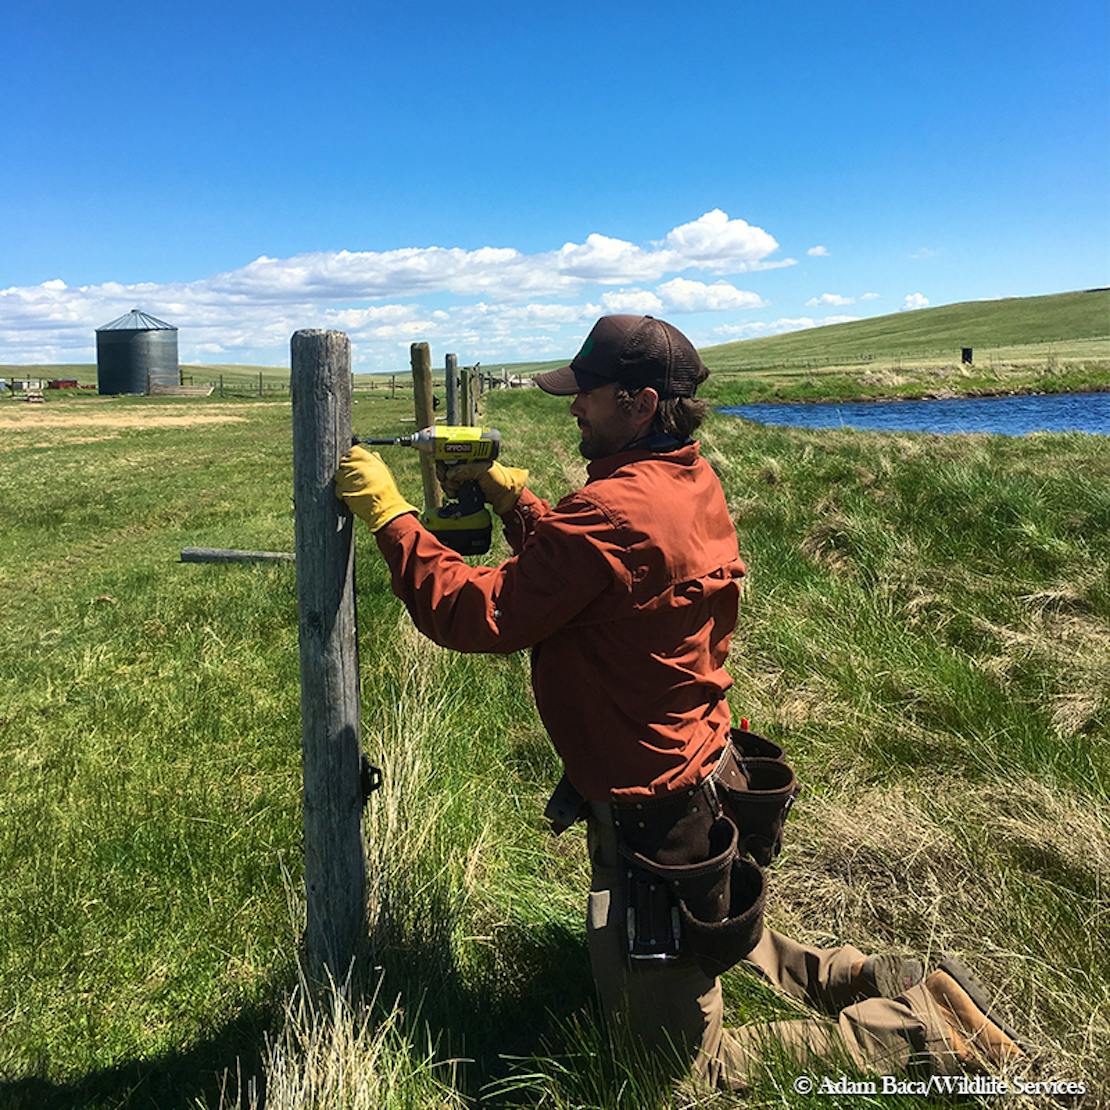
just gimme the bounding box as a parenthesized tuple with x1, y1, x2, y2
(96, 309, 179, 395)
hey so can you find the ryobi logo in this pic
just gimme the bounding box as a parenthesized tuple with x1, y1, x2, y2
(445, 442, 471, 454)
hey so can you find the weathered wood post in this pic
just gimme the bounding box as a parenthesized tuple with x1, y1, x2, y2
(410, 342, 441, 511)
(459, 365, 471, 425)
(290, 329, 368, 986)
(445, 353, 458, 426)
(469, 365, 480, 423)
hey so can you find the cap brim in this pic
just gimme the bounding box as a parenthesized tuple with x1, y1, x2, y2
(534, 364, 614, 396)
(533, 363, 579, 395)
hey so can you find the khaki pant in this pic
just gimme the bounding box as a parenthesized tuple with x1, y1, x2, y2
(586, 806, 959, 1090)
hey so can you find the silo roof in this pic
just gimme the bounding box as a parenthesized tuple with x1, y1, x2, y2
(97, 309, 177, 332)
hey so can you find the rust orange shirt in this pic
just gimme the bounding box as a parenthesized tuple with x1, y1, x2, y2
(375, 441, 745, 801)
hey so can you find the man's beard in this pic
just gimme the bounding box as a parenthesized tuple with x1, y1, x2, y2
(577, 433, 606, 460)
(578, 424, 641, 460)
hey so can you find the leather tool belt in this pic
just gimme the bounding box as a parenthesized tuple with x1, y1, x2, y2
(611, 727, 798, 974)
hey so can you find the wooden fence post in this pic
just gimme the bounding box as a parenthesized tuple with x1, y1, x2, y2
(290, 329, 368, 987)
(459, 366, 470, 425)
(410, 343, 441, 510)
(445, 353, 458, 426)
(468, 365, 480, 424)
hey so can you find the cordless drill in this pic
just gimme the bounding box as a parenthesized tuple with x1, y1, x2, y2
(355, 426, 501, 555)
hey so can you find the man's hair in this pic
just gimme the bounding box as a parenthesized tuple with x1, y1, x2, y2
(616, 371, 710, 440)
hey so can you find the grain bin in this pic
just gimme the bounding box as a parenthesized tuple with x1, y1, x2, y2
(96, 309, 179, 395)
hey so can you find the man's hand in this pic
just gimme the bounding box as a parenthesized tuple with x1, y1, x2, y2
(436, 460, 529, 516)
(335, 445, 418, 532)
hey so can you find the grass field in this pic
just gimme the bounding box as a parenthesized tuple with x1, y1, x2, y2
(0, 378, 1107, 1108)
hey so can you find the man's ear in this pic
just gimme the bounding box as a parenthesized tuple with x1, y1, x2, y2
(636, 387, 660, 426)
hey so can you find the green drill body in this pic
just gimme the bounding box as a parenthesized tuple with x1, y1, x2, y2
(356, 426, 501, 555)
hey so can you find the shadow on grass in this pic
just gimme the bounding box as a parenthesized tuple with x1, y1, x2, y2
(367, 900, 599, 1103)
(0, 901, 598, 1109)
(0, 986, 287, 1110)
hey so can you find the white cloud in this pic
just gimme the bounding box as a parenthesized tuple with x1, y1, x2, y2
(0, 210, 796, 370)
(860, 291, 881, 301)
(806, 245, 829, 257)
(901, 293, 930, 311)
(601, 288, 665, 314)
(657, 278, 766, 313)
(712, 314, 858, 339)
(909, 247, 939, 260)
(662, 209, 785, 274)
(805, 292, 855, 307)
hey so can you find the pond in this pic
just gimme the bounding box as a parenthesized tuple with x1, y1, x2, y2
(718, 391, 1110, 436)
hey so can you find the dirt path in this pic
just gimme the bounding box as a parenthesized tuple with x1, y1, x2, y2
(0, 401, 285, 431)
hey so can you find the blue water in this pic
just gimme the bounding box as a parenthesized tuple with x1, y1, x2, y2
(719, 391, 1110, 436)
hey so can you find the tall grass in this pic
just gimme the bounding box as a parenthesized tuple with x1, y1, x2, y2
(1, 389, 1107, 1107)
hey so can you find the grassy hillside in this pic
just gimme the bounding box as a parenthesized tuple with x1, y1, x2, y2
(477, 289, 1110, 405)
(701, 288, 1110, 371)
(0, 388, 1106, 1108)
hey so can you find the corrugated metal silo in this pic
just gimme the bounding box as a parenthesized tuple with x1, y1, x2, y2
(96, 309, 179, 395)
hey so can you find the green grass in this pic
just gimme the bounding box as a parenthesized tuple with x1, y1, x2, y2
(0, 381, 1107, 1107)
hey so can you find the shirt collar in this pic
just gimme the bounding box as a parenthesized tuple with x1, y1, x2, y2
(586, 437, 699, 482)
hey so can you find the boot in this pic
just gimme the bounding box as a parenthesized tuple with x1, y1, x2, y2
(848, 953, 925, 999)
(924, 959, 1025, 1072)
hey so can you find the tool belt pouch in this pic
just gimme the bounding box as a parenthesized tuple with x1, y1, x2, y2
(622, 816, 766, 973)
(717, 757, 797, 868)
(730, 726, 786, 762)
(680, 853, 766, 976)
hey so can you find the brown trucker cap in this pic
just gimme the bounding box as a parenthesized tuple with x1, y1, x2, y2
(534, 315, 708, 399)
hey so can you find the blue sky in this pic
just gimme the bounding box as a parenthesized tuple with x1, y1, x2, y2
(2, 0, 1107, 370)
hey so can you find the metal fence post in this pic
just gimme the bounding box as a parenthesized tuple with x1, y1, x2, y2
(445, 353, 458, 425)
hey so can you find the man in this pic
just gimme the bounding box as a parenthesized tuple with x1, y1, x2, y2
(335, 315, 1024, 1090)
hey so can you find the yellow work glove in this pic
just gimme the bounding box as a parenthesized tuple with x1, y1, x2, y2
(335, 445, 418, 532)
(435, 460, 529, 516)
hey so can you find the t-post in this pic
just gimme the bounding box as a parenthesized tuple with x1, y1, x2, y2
(290, 329, 368, 987)
(445, 353, 458, 426)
